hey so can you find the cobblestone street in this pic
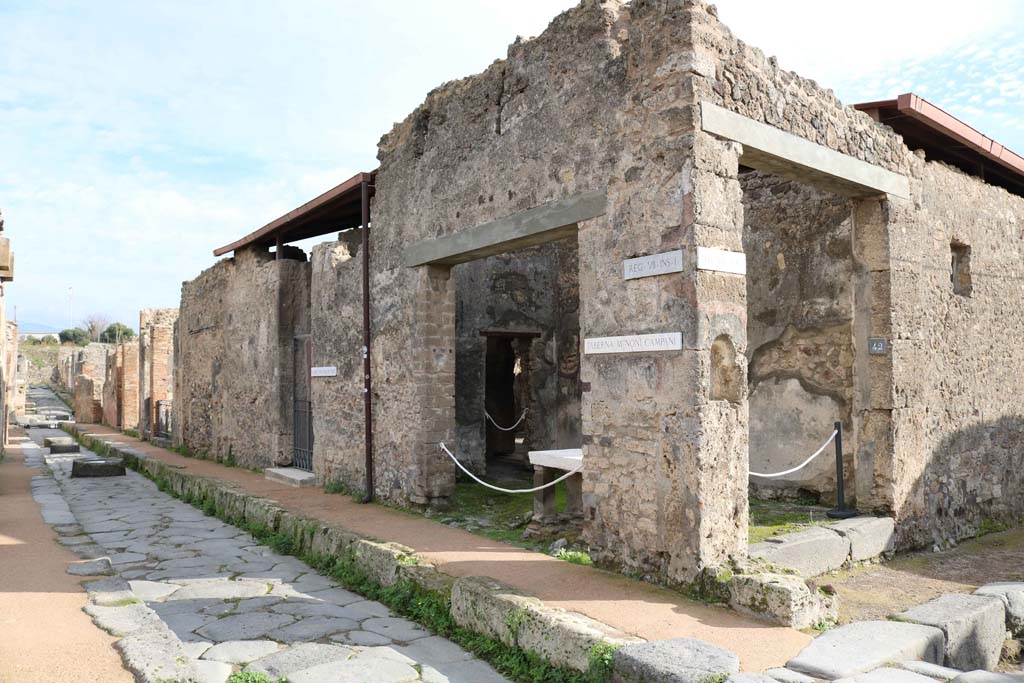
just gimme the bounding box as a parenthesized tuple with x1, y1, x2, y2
(24, 401, 508, 683)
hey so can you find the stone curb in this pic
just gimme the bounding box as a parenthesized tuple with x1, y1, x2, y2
(71, 426, 644, 674)
(749, 517, 896, 577)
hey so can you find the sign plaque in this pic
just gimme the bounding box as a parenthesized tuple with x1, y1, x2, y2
(311, 366, 338, 377)
(623, 250, 684, 280)
(867, 338, 888, 355)
(584, 332, 682, 355)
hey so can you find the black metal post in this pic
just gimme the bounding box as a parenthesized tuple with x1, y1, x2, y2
(828, 420, 857, 519)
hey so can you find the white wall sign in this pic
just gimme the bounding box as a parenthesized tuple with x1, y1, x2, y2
(311, 366, 338, 377)
(623, 250, 684, 280)
(696, 247, 746, 275)
(584, 332, 682, 355)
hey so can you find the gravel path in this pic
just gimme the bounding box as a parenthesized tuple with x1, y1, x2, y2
(24, 393, 508, 683)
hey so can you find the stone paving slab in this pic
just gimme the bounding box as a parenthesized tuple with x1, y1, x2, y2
(612, 638, 740, 682)
(951, 673, 1024, 682)
(896, 593, 1006, 671)
(786, 620, 944, 680)
(833, 667, 937, 682)
(22, 418, 510, 683)
(749, 527, 851, 577)
(975, 583, 1024, 637)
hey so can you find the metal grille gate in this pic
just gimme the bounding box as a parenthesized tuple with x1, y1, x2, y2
(155, 400, 173, 439)
(293, 399, 313, 471)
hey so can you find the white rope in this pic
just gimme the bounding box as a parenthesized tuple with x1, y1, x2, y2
(439, 442, 581, 494)
(485, 408, 528, 432)
(749, 430, 838, 478)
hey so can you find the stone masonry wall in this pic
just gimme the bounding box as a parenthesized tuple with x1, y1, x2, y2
(102, 346, 121, 427)
(309, 233, 364, 489)
(75, 375, 103, 423)
(175, 247, 310, 469)
(886, 160, 1024, 549)
(741, 172, 855, 501)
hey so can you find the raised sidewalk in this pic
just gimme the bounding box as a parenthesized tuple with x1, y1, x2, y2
(74, 424, 811, 672)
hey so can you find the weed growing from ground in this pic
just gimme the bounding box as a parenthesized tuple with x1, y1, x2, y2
(554, 548, 593, 566)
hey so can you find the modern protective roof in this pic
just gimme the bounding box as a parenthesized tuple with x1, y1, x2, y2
(213, 171, 376, 257)
(855, 93, 1024, 197)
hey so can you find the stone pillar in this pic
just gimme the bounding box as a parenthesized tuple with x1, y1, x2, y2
(120, 341, 140, 431)
(578, 127, 748, 583)
(533, 466, 559, 523)
(405, 265, 457, 506)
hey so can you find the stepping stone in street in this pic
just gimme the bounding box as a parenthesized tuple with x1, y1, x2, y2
(612, 638, 740, 683)
(786, 621, 944, 680)
(71, 458, 125, 477)
(896, 593, 1006, 671)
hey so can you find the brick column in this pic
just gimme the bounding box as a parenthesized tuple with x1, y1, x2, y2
(120, 341, 140, 431)
(149, 324, 173, 436)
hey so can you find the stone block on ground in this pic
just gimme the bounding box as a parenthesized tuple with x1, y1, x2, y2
(611, 638, 740, 683)
(264, 467, 317, 488)
(898, 659, 965, 680)
(951, 673, 1024, 682)
(833, 667, 939, 682)
(786, 620, 944, 679)
(827, 517, 895, 561)
(896, 593, 1006, 671)
(49, 442, 81, 454)
(43, 436, 75, 447)
(72, 458, 126, 478)
(764, 669, 818, 682)
(975, 583, 1024, 637)
(728, 674, 777, 682)
(729, 572, 837, 629)
(749, 527, 851, 576)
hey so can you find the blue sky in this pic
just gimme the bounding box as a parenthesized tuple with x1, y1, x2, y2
(1, 0, 1021, 332)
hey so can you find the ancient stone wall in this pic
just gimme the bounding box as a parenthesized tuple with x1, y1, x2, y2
(75, 375, 103, 423)
(139, 308, 178, 439)
(102, 346, 121, 427)
(741, 172, 855, 501)
(309, 233, 364, 489)
(175, 247, 310, 468)
(885, 160, 1024, 548)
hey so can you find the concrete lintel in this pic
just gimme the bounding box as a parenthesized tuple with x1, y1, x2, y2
(700, 101, 911, 199)
(403, 190, 606, 267)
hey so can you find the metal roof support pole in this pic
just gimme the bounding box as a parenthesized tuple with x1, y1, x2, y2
(360, 180, 374, 503)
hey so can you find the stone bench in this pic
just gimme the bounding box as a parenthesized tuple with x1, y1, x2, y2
(527, 449, 583, 524)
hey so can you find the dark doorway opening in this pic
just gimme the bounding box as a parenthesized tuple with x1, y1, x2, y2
(482, 329, 539, 474)
(292, 336, 313, 472)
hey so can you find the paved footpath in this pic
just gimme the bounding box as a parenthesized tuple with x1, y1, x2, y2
(25, 423, 508, 683)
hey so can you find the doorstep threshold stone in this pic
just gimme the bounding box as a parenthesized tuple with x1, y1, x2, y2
(264, 467, 316, 488)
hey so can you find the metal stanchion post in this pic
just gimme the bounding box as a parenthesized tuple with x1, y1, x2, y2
(827, 421, 857, 519)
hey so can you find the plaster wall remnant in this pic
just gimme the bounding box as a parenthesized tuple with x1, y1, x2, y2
(170, 0, 1023, 584)
(75, 375, 103, 423)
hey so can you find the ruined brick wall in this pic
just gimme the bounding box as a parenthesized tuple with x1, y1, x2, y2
(120, 340, 140, 431)
(139, 308, 178, 438)
(741, 172, 855, 501)
(75, 375, 103, 423)
(175, 246, 310, 468)
(885, 160, 1024, 549)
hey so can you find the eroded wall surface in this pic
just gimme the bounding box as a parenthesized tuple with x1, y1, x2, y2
(886, 160, 1024, 548)
(742, 172, 855, 501)
(75, 375, 103, 423)
(139, 308, 178, 438)
(175, 247, 310, 468)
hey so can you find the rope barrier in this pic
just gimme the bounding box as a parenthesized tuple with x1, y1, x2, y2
(439, 442, 581, 494)
(485, 408, 527, 432)
(749, 429, 838, 478)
